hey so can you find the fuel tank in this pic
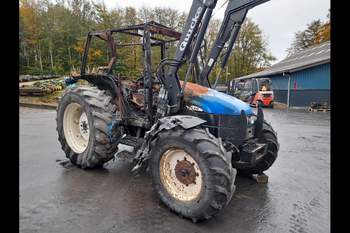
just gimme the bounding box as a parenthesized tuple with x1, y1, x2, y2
(182, 82, 253, 116)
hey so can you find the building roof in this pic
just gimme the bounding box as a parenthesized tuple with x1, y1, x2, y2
(236, 41, 330, 80)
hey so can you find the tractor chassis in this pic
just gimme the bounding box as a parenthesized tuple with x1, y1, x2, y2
(57, 0, 279, 221)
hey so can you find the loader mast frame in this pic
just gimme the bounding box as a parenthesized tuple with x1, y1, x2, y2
(161, 0, 218, 111)
(198, 0, 269, 88)
(162, 0, 269, 111)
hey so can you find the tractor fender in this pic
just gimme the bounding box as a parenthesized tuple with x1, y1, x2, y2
(131, 115, 206, 173)
(157, 115, 206, 131)
(144, 115, 207, 145)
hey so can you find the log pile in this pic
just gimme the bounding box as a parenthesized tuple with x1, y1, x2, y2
(19, 75, 60, 82)
(20, 79, 64, 96)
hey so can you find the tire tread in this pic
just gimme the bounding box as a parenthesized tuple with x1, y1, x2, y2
(56, 86, 118, 168)
(151, 127, 236, 222)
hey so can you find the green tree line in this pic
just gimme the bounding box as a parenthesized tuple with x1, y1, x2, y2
(19, 0, 275, 82)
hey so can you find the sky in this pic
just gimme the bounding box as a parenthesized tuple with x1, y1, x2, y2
(103, 0, 330, 63)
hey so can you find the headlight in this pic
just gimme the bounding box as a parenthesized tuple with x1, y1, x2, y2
(247, 115, 257, 124)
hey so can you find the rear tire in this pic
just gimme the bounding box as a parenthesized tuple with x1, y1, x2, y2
(150, 127, 236, 222)
(56, 86, 119, 168)
(233, 121, 279, 175)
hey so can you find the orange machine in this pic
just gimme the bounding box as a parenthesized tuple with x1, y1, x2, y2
(229, 78, 274, 108)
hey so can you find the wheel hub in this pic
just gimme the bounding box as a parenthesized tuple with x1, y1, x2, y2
(79, 112, 89, 141)
(63, 103, 90, 153)
(174, 158, 198, 186)
(159, 149, 203, 202)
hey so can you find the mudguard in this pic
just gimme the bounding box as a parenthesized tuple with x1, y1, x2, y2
(131, 115, 206, 173)
(156, 115, 206, 131)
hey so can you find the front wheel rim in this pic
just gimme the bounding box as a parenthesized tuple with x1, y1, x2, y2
(159, 148, 203, 202)
(63, 103, 90, 153)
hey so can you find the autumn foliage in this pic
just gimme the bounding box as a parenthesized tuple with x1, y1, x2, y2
(20, 0, 275, 82)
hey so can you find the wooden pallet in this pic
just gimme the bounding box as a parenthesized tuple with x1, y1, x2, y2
(308, 107, 330, 112)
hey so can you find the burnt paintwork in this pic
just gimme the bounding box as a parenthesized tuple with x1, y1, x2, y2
(183, 81, 253, 116)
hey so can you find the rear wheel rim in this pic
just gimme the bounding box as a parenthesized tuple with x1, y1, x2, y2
(159, 149, 203, 202)
(63, 103, 90, 153)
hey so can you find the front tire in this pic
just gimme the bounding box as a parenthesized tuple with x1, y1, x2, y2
(56, 86, 119, 168)
(150, 127, 236, 222)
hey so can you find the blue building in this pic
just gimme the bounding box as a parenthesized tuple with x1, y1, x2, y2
(236, 41, 330, 107)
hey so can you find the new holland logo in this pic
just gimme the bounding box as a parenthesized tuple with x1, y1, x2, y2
(179, 7, 203, 51)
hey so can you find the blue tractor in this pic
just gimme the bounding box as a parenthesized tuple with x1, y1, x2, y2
(56, 0, 279, 222)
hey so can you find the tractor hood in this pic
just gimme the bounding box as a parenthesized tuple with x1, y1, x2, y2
(182, 82, 253, 116)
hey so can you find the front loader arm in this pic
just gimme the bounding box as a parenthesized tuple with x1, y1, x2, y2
(199, 0, 270, 87)
(163, 0, 218, 111)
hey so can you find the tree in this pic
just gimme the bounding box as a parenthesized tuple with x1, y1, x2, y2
(314, 22, 330, 44)
(20, 0, 45, 74)
(19, 1, 275, 79)
(287, 20, 323, 56)
(138, 6, 187, 31)
(314, 10, 330, 44)
(287, 10, 330, 56)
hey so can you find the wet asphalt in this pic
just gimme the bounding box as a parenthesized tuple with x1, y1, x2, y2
(20, 107, 330, 233)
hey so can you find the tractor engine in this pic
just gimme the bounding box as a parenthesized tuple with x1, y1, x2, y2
(181, 81, 279, 174)
(121, 78, 162, 112)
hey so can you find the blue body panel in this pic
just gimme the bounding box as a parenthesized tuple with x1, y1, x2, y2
(191, 88, 253, 116)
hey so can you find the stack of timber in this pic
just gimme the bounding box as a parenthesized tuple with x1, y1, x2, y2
(20, 79, 64, 96)
(19, 75, 60, 82)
